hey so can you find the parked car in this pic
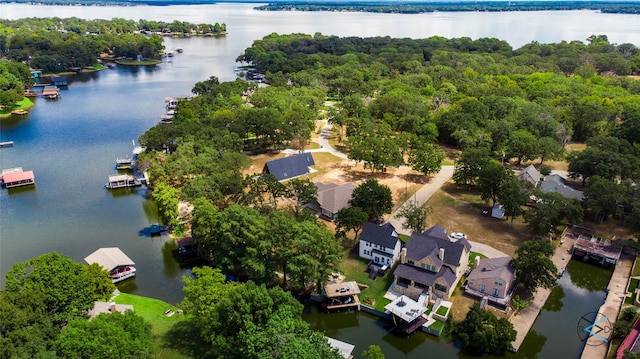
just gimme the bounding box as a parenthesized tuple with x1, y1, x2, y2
(450, 232, 467, 240)
(481, 209, 490, 217)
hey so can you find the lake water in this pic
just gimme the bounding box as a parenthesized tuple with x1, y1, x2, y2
(0, 3, 628, 357)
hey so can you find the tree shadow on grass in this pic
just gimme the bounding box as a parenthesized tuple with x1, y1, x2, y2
(163, 318, 217, 358)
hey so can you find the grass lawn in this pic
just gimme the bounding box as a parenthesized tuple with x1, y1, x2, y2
(429, 320, 444, 331)
(0, 97, 34, 117)
(338, 248, 395, 312)
(436, 305, 449, 316)
(633, 257, 640, 277)
(114, 293, 193, 359)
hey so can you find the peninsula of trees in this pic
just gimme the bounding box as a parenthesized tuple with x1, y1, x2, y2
(256, 1, 640, 14)
(0, 17, 226, 74)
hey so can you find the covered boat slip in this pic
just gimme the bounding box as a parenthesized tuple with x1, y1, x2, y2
(1, 167, 35, 189)
(384, 294, 429, 335)
(324, 281, 362, 310)
(84, 247, 136, 283)
(105, 174, 141, 189)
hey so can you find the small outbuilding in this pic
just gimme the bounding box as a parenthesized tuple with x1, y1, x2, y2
(326, 337, 355, 359)
(491, 204, 505, 219)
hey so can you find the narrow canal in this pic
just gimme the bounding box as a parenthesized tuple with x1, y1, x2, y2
(303, 260, 612, 359)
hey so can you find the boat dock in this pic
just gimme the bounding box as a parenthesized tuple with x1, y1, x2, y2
(323, 281, 362, 311)
(105, 174, 141, 189)
(0, 141, 14, 148)
(1, 167, 35, 189)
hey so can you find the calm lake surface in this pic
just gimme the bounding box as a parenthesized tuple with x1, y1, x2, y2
(0, 3, 628, 358)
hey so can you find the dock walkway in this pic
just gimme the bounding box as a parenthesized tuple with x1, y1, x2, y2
(580, 254, 633, 359)
(510, 235, 576, 351)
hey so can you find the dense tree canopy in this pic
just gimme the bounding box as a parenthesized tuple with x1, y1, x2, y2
(181, 268, 341, 359)
(456, 303, 516, 354)
(510, 240, 558, 294)
(349, 179, 394, 221)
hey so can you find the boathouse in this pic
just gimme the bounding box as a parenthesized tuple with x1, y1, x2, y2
(384, 294, 429, 335)
(326, 337, 355, 359)
(105, 174, 140, 189)
(1, 168, 35, 188)
(84, 247, 136, 283)
(323, 281, 361, 311)
(50, 76, 68, 87)
(42, 85, 60, 99)
(572, 237, 622, 266)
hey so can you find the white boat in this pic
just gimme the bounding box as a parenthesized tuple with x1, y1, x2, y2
(109, 265, 136, 283)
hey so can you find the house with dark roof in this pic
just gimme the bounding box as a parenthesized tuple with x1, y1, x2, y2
(392, 224, 471, 302)
(540, 174, 583, 200)
(464, 256, 516, 309)
(308, 182, 356, 220)
(263, 153, 315, 181)
(359, 222, 402, 267)
(517, 164, 541, 187)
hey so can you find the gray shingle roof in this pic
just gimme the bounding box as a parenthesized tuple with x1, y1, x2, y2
(405, 225, 467, 267)
(540, 174, 583, 200)
(315, 182, 355, 214)
(467, 256, 515, 283)
(393, 263, 457, 287)
(360, 222, 399, 248)
(518, 164, 541, 186)
(263, 153, 315, 181)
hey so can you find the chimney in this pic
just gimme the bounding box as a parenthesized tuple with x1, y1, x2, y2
(401, 247, 407, 264)
(439, 248, 445, 260)
(474, 256, 480, 268)
(109, 302, 117, 313)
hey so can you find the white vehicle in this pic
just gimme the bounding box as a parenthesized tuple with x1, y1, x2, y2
(450, 232, 467, 240)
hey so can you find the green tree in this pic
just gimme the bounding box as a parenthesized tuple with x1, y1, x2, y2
(239, 307, 343, 359)
(349, 179, 394, 221)
(456, 303, 516, 354)
(510, 240, 558, 294)
(477, 160, 512, 207)
(506, 129, 538, 165)
(524, 192, 584, 238)
(55, 310, 152, 359)
(453, 148, 490, 187)
(497, 176, 528, 226)
(83, 262, 117, 302)
(285, 178, 317, 216)
(395, 201, 432, 233)
(5, 252, 95, 326)
(537, 136, 565, 164)
(152, 182, 180, 227)
(362, 344, 385, 359)
(408, 142, 444, 176)
(334, 206, 368, 240)
(583, 176, 624, 223)
(0, 290, 56, 359)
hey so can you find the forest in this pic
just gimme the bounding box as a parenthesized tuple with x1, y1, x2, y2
(135, 32, 640, 285)
(0, 17, 226, 74)
(257, 1, 640, 14)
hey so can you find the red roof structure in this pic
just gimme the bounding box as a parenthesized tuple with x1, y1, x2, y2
(2, 170, 35, 188)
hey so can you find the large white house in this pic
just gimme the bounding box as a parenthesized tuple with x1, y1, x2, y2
(359, 222, 402, 267)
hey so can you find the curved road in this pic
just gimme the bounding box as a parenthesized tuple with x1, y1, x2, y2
(306, 120, 508, 259)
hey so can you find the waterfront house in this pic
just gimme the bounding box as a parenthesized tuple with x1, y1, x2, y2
(392, 225, 471, 302)
(263, 152, 315, 181)
(517, 164, 541, 187)
(464, 256, 516, 309)
(307, 182, 356, 220)
(359, 222, 402, 268)
(540, 174, 584, 200)
(84, 247, 136, 283)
